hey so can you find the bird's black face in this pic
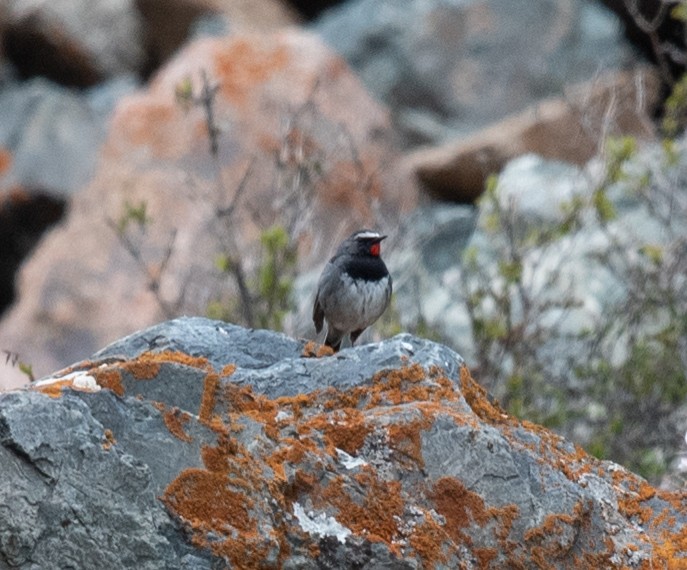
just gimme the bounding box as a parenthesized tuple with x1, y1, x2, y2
(334, 229, 387, 259)
(351, 230, 386, 258)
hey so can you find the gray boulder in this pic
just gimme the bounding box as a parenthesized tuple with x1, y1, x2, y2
(313, 0, 634, 145)
(0, 317, 683, 568)
(0, 78, 107, 197)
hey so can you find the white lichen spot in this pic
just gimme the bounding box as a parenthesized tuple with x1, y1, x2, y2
(36, 371, 101, 392)
(275, 410, 292, 422)
(336, 448, 367, 470)
(71, 373, 101, 392)
(400, 342, 414, 353)
(293, 503, 351, 544)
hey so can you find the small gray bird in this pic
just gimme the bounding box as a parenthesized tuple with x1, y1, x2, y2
(313, 229, 392, 352)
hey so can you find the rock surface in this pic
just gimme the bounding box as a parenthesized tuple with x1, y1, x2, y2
(313, 0, 634, 145)
(0, 30, 415, 389)
(1, 317, 685, 568)
(407, 67, 660, 203)
(4, 0, 145, 86)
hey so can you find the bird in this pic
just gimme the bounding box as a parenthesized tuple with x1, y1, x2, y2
(313, 229, 392, 352)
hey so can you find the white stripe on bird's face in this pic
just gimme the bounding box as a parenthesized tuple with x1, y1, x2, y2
(354, 231, 382, 240)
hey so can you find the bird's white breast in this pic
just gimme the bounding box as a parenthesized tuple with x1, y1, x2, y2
(326, 273, 391, 331)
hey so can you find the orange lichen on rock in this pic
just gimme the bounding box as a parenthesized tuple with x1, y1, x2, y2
(163, 468, 254, 532)
(119, 100, 182, 157)
(122, 350, 212, 380)
(387, 414, 433, 469)
(301, 340, 333, 358)
(317, 467, 405, 544)
(102, 429, 116, 450)
(0, 147, 12, 174)
(34, 380, 70, 398)
(459, 365, 510, 425)
(525, 501, 594, 567)
(430, 477, 489, 545)
(408, 518, 452, 567)
(199, 373, 220, 425)
(615, 472, 657, 525)
(313, 408, 372, 456)
(214, 38, 290, 105)
(93, 367, 125, 396)
(220, 364, 237, 377)
(164, 407, 194, 443)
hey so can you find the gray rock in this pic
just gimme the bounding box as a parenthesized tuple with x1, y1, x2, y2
(0, 78, 105, 196)
(313, 0, 633, 145)
(0, 390, 212, 569)
(1, 318, 683, 567)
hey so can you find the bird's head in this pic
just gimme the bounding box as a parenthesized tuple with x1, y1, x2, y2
(338, 229, 387, 258)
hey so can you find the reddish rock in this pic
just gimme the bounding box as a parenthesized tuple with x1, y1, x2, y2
(408, 66, 661, 203)
(3, 0, 299, 86)
(0, 31, 415, 389)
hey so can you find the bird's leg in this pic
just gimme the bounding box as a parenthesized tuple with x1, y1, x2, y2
(350, 328, 365, 345)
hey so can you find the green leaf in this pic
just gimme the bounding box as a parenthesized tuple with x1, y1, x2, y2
(638, 244, 663, 265)
(498, 260, 522, 283)
(592, 189, 616, 222)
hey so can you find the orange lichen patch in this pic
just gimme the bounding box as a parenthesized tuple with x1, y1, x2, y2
(387, 415, 433, 469)
(615, 474, 656, 525)
(120, 101, 181, 156)
(199, 373, 220, 425)
(651, 524, 687, 568)
(322, 387, 363, 411)
(273, 394, 316, 425)
(163, 468, 254, 532)
(0, 147, 12, 174)
(164, 407, 194, 443)
(474, 547, 499, 567)
(408, 518, 452, 567)
(319, 364, 461, 414)
(318, 467, 405, 545)
(102, 429, 116, 451)
(224, 383, 281, 439)
(122, 350, 213, 380)
(525, 501, 590, 566)
(301, 340, 333, 358)
(214, 39, 290, 105)
(93, 367, 125, 396)
(302, 408, 372, 456)
(430, 477, 488, 545)
(34, 380, 70, 398)
(459, 366, 510, 425)
(201, 433, 238, 472)
(220, 364, 237, 377)
(225, 383, 277, 416)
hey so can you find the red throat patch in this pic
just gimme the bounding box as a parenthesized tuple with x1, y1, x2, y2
(370, 243, 381, 257)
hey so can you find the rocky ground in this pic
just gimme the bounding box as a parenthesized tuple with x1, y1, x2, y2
(1, 317, 686, 568)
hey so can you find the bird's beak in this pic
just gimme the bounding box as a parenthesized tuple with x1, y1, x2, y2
(378, 235, 387, 242)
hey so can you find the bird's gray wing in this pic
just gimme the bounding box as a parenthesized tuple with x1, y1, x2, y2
(312, 261, 340, 333)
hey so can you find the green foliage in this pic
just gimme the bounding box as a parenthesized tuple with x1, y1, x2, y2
(671, 1, 687, 21)
(662, 74, 687, 138)
(463, 135, 687, 481)
(592, 188, 616, 223)
(255, 225, 297, 331)
(116, 200, 150, 233)
(19, 362, 34, 382)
